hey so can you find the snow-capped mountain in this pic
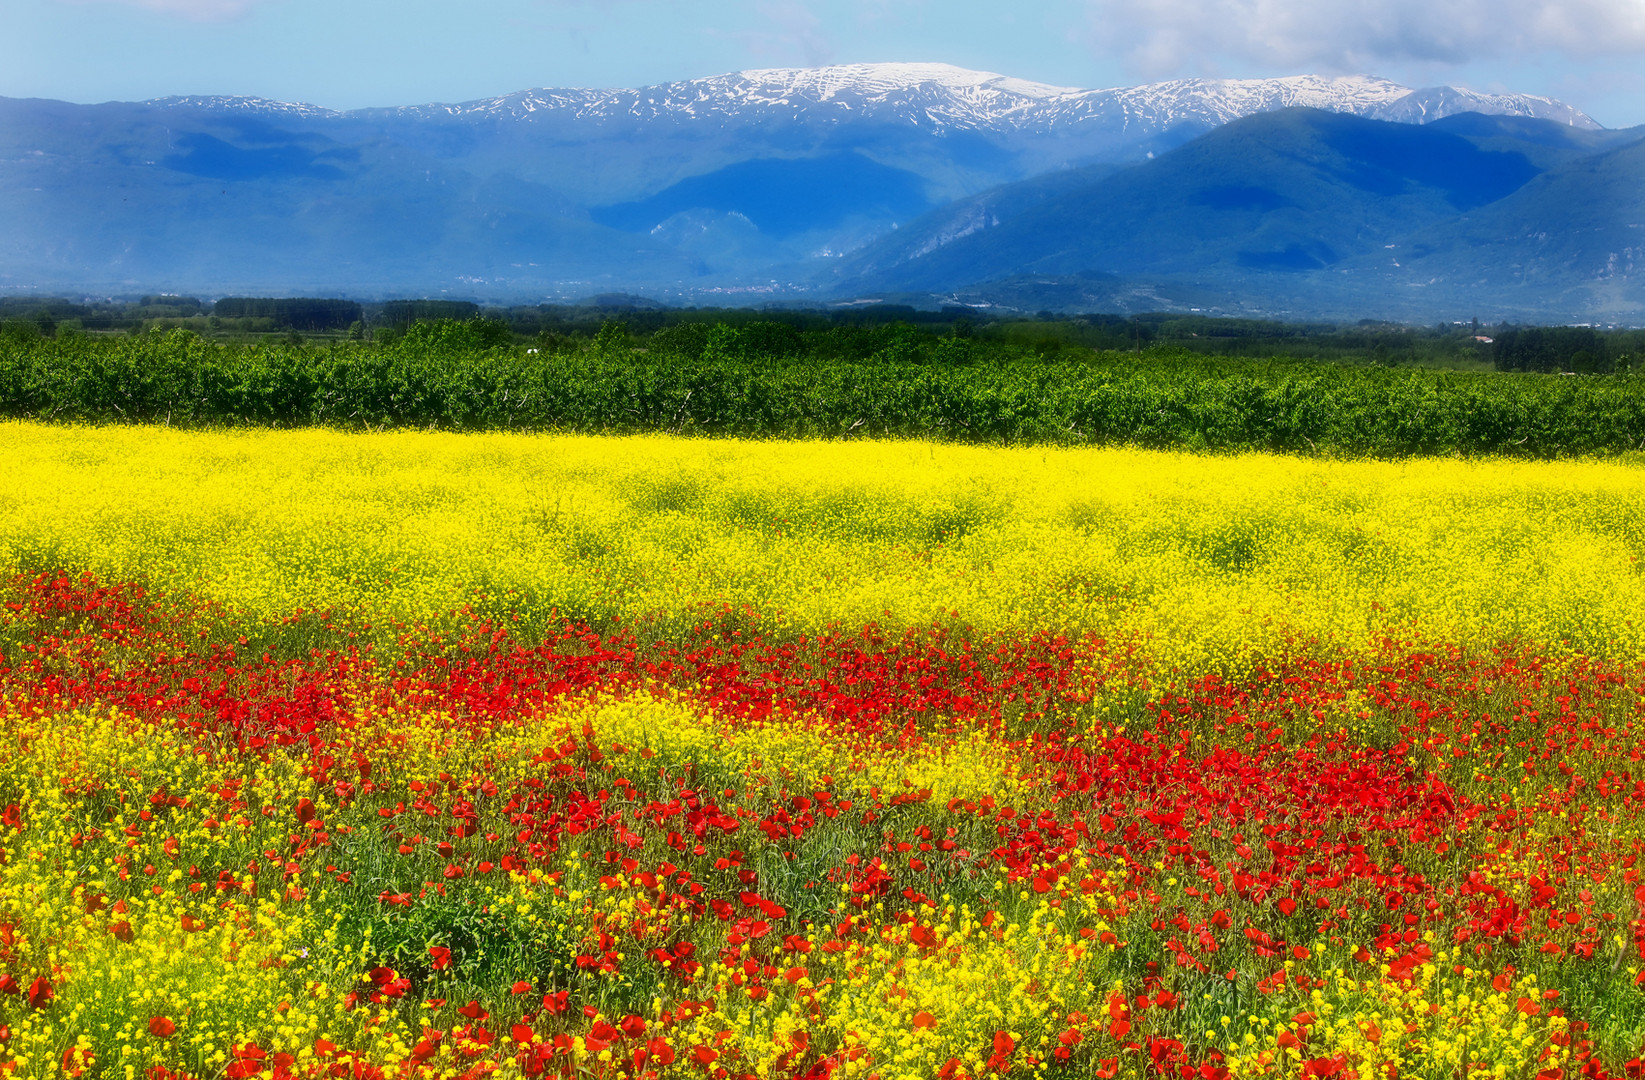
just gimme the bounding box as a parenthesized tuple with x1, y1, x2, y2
(2, 63, 1628, 310)
(127, 64, 1597, 220)
(1060, 74, 1595, 131)
(378, 64, 1087, 128)
(1375, 85, 1594, 127)
(145, 95, 344, 120)
(146, 63, 1598, 132)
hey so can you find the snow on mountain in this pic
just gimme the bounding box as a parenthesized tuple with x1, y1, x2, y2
(1047, 74, 1599, 132)
(364, 63, 1086, 128)
(401, 64, 1595, 131)
(1376, 86, 1596, 128)
(146, 95, 342, 119)
(147, 64, 1600, 132)
(741, 62, 1080, 101)
(1081, 74, 1412, 129)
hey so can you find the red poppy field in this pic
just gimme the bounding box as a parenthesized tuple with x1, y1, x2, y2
(0, 428, 1643, 1080)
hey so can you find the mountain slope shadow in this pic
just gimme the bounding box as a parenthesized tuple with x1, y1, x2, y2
(837, 107, 1547, 294)
(162, 132, 354, 181)
(592, 151, 935, 238)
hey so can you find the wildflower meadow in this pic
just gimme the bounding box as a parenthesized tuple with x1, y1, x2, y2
(0, 422, 1642, 1080)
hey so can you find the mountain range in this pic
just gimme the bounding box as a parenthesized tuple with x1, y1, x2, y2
(1, 63, 1640, 320)
(839, 107, 1645, 320)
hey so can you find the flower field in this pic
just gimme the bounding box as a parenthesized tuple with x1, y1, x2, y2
(0, 423, 1643, 1080)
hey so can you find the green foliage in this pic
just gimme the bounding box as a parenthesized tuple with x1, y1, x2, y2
(1493, 326, 1611, 373)
(868, 322, 929, 364)
(2, 322, 1645, 457)
(380, 300, 481, 327)
(401, 317, 513, 352)
(0, 320, 42, 345)
(930, 336, 975, 365)
(646, 322, 711, 359)
(700, 323, 743, 364)
(590, 320, 632, 360)
(213, 297, 363, 331)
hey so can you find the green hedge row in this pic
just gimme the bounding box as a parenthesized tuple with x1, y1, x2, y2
(3, 328, 1643, 457)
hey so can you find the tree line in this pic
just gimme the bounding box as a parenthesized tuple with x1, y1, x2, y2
(3, 322, 1644, 457)
(3, 295, 1642, 374)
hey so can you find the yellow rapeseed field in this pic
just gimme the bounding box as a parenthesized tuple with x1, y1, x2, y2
(3, 423, 1641, 670)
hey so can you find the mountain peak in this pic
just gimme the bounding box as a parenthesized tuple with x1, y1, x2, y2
(390, 65, 1598, 134)
(1381, 85, 1597, 127)
(134, 66, 1598, 133)
(1110, 73, 1410, 106)
(145, 94, 340, 118)
(728, 62, 1083, 102)
(1079, 74, 1600, 130)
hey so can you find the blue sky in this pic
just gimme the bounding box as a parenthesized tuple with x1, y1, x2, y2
(8, 0, 1645, 127)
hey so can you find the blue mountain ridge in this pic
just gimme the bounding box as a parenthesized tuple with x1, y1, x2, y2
(0, 66, 1637, 319)
(840, 111, 1645, 321)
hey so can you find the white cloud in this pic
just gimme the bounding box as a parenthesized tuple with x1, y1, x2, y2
(62, 0, 276, 19)
(1081, 0, 1645, 77)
